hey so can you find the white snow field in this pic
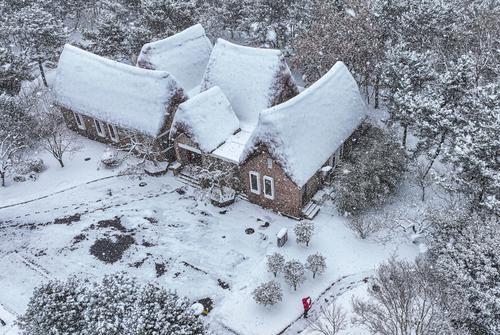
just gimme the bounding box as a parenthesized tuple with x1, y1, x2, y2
(0, 138, 418, 335)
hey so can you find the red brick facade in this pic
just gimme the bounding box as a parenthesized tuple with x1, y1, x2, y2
(241, 148, 303, 218)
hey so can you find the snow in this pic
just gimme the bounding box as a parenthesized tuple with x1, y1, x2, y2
(171, 86, 239, 153)
(137, 24, 213, 91)
(277, 228, 288, 238)
(244, 62, 367, 186)
(0, 138, 419, 335)
(54, 44, 183, 137)
(201, 39, 291, 130)
(210, 129, 253, 163)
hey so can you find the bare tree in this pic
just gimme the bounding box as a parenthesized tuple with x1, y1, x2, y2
(25, 89, 81, 168)
(347, 215, 382, 239)
(352, 257, 449, 335)
(308, 304, 347, 335)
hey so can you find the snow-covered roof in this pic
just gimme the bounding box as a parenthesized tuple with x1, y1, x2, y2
(243, 62, 367, 186)
(54, 44, 183, 137)
(200, 39, 294, 130)
(211, 129, 253, 164)
(137, 24, 213, 91)
(171, 86, 239, 153)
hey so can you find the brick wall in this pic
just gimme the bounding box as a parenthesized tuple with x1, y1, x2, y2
(173, 133, 203, 165)
(59, 106, 168, 161)
(241, 148, 303, 218)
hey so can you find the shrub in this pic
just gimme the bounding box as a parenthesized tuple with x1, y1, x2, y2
(267, 252, 285, 277)
(252, 280, 283, 307)
(294, 221, 315, 246)
(283, 260, 306, 291)
(306, 253, 327, 278)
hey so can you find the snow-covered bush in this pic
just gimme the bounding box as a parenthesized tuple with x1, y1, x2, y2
(17, 278, 88, 335)
(306, 253, 327, 279)
(101, 149, 121, 168)
(18, 273, 206, 335)
(294, 221, 315, 246)
(26, 158, 45, 173)
(252, 280, 283, 307)
(125, 283, 205, 335)
(267, 252, 285, 277)
(283, 260, 306, 291)
(333, 124, 406, 216)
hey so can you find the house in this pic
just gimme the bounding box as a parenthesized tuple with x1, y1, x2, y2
(171, 38, 299, 171)
(240, 62, 367, 218)
(54, 44, 186, 160)
(137, 24, 213, 94)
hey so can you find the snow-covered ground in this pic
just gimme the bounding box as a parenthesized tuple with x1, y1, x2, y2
(0, 138, 419, 335)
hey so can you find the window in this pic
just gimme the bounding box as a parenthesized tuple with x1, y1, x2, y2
(267, 158, 273, 169)
(263, 176, 274, 200)
(107, 123, 119, 142)
(73, 112, 85, 130)
(94, 119, 106, 137)
(331, 155, 336, 167)
(339, 143, 344, 158)
(249, 171, 260, 194)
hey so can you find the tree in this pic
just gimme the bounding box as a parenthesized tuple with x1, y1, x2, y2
(84, 12, 137, 63)
(294, 221, 314, 246)
(17, 278, 88, 335)
(266, 252, 285, 277)
(308, 304, 347, 335)
(0, 94, 34, 187)
(347, 215, 382, 239)
(0, 47, 32, 96)
(283, 260, 306, 291)
(10, 3, 67, 87)
(352, 257, 451, 335)
(292, 0, 385, 105)
(252, 280, 283, 307)
(305, 253, 326, 279)
(125, 283, 204, 335)
(17, 273, 206, 335)
(26, 91, 81, 168)
(381, 44, 438, 148)
(426, 210, 500, 334)
(333, 124, 407, 216)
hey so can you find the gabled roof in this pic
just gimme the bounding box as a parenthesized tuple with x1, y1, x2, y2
(54, 45, 183, 137)
(171, 86, 239, 153)
(200, 39, 295, 130)
(243, 62, 367, 186)
(137, 24, 213, 91)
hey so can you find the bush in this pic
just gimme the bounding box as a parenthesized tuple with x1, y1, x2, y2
(252, 280, 283, 307)
(267, 252, 285, 277)
(294, 221, 315, 246)
(17, 274, 206, 335)
(334, 124, 406, 216)
(101, 149, 121, 168)
(27, 158, 45, 173)
(306, 253, 327, 278)
(283, 260, 306, 291)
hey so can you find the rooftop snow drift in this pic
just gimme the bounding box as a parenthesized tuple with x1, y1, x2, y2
(201, 39, 294, 130)
(137, 24, 213, 91)
(243, 62, 367, 186)
(171, 86, 239, 153)
(54, 44, 183, 137)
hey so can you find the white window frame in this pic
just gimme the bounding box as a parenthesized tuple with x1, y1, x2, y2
(263, 175, 275, 200)
(94, 119, 106, 137)
(73, 112, 85, 130)
(249, 171, 261, 195)
(107, 123, 119, 142)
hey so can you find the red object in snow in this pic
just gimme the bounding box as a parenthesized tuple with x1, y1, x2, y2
(302, 297, 312, 311)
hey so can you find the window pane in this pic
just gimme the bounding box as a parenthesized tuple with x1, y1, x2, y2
(95, 120, 102, 133)
(108, 124, 115, 138)
(265, 179, 272, 196)
(251, 174, 258, 190)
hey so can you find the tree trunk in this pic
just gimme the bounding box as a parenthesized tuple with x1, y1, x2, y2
(58, 158, 64, 168)
(374, 76, 380, 109)
(313, 272, 316, 279)
(38, 60, 48, 87)
(1, 171, 5, 187)
(402, 125, 408, 148)
(421, 184, 425, 202)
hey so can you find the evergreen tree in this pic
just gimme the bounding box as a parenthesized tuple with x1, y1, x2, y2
(10, 2, 67, 87)
(0, 47, 32, 96)
(17, 278, 88, 335)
